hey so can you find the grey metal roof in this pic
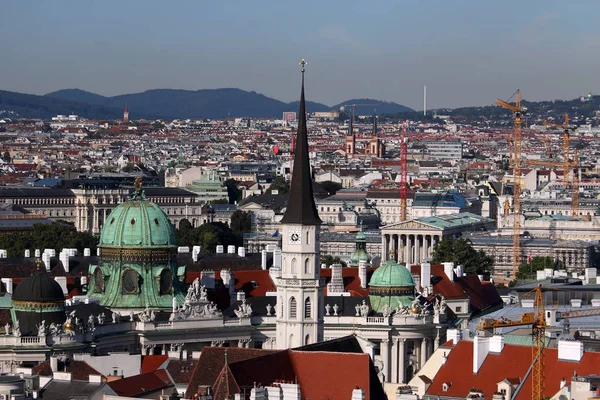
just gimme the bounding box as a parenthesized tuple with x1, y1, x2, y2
(40, 380, 107, 400)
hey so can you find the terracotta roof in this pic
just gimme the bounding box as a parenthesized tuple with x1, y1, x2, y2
(108, 369, 173, 397)
(212, 364, 241, 400)
(289, 351, 372, 400)
(186, 347, 278, 396)
(140, 355, 168, 374)
(427, 340, 600, 400)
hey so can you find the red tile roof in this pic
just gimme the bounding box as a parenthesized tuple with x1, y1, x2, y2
(290, 351, 372, 400)
(427, 340, 600, 400)
(140, 355, 168, 374)
(108, 369, 173, 397)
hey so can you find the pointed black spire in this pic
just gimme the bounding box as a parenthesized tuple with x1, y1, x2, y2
(281, 60, 322, 225)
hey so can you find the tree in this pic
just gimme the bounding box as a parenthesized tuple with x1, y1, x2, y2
(266, 176, 290, 195)
(230, 210, 252, 238)
(515, 256, 562, 281)
(431, 236, 493, 276)
(321, 255, 347, 268)
(321, 181, 342, 196)
(224, 179, 242, 204)
(176, 219, 195, 247)
(122, 163, 136, 173)
(0, 222, 98, 257)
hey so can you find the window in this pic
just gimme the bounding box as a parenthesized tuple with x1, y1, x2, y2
(304, 297, 311, 319)
(304, 258, 310, 274)
(289, 297, 297, 319)
(291, 258, 297, 274)
(456, 306, 462, 313)
(306, 231, 309, 244)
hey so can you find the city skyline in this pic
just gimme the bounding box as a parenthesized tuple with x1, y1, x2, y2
(1, 0, 598, 110)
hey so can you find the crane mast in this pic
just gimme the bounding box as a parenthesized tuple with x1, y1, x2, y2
(496, 90, 524, 278)
(400, 121, 408, 222)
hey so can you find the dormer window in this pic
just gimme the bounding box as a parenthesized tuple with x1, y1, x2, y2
(443, 382, 452, 392)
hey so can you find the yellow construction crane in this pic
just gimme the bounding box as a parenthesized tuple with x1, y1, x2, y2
(478, 285, 546, 400)
(543, 114, 575, 187)
(496, 90, 526, 277)
(572, 148, 580, 216)
(479, 286, 600, 400)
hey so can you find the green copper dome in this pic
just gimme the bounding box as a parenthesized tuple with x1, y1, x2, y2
(100, 193, 176, 248)
(349, 224, 371, 267)
(368, 259, 415, 313)
(90, 183, 185, 310)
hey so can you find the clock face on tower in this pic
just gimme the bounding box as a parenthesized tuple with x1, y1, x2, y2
(289, 229, 301, 244)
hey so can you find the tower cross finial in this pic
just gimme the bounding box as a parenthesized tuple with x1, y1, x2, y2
(299, 59, 307, 73)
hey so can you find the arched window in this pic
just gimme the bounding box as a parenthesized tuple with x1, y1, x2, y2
(291, 258, 297, 274)
(289, 297, 297, 319)
(304, 258, 310, 274)
(304, 297, 311, 319)
(306, 230, 309, 244)
(305, 334, 310, 345)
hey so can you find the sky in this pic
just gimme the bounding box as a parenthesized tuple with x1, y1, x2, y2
(0, 0, 598, 110)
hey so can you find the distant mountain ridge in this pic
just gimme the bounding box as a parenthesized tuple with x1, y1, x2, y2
(40, 88, 414, 120)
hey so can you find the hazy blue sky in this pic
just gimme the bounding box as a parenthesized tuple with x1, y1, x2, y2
(1, 0, 598, 110)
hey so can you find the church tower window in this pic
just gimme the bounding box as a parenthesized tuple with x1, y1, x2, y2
(289, 297, 297, 319)
(304, 297, 311, 319)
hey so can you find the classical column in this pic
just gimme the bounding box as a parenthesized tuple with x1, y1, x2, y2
(415, 235, 421, 264)
(93, 208, 99, 233)
(420, 338, 428, 368)
(391, 235, 397, 261)
(383, 234, 389, 261)
(381, 339, 390, 382)
(404, 235, 410, 266)
(399, 235, 405, 263)
(398, 338, 406, 384)
(391, 338, 399, 384)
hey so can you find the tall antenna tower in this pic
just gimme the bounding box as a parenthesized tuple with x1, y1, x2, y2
(423, 85, 427, 116)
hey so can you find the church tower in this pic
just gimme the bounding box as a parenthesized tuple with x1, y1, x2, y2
(276, 60, 324, 349)
(123, 103, 129, 122)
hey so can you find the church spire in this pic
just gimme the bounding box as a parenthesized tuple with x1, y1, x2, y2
(281, 59, 322, 225)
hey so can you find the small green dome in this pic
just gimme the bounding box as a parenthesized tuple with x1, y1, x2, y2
(368, 259, 415, 313)
(369, 259, 414, 288)
(349, 224, 371, 267)
(100, 193, 176, 248)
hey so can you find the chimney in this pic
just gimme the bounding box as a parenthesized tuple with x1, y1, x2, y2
(443, 262, 455, 281)
(351, 387, 366, 400)
(455, 264, 464, 278)
(24, 249, 31, 258)
(52, 371, 72, 381)
(250, 386, 267, 400)
(328, 264, 344, 293)
(35, 249, 41, 258)
(473, 335, 491, 374)
(441, 352, 448, 365)
(59, 251, 70, 273)
(1, 278, 13, 295)
(221, 269, 232, 287)
(560, 378, 566, 389)
(216, 245, 224, 254)
(358, 260, 368, 289)
(558, 339, 584, 362)
(178, 246, 190, 254)
(50, 356, 58, 372)
(266, 385, 283, 400)
(420, 262, 431, 291)
(489, 335, 504, 353)
(261, 250, 268, 270)
(84, 248, 91, 257)
(227, 245, 236, 254)
(237, 247, 246, 257)
(54, 277, 68, 295)
(447, 329, 462, 344)
(96, 248, 101, 257)
(42, 253, 51, 272)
